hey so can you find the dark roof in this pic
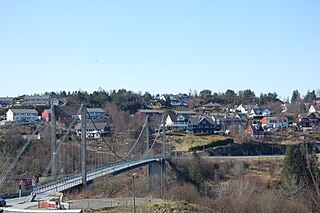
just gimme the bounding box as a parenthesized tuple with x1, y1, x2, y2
(249, 124, 264, 134)
(75, 121, 109, 130)
(9, 109, 38, 114)
(167, 112, 189, 122)
(188, 116, 215, 126)
(202, 102, 222, 107)
(87, 108, 105, 113)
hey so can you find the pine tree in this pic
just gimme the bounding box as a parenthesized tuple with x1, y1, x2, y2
(188, 151, 203, 188)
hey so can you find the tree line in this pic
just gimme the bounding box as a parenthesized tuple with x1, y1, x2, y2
(45, 88, 319, 114)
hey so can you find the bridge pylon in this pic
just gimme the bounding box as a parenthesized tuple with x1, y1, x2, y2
(51, 105, 57, 181)
(81, 104, 87, 186)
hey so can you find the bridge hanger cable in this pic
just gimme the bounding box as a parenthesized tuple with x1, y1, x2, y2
(0, 121, 44, 189)
(86, 108, 125, 161)
(86, 108, 147, 161)
(121, 116, 148, 159)
(33, 105, 83, 192)
(143, 115, 165, 159)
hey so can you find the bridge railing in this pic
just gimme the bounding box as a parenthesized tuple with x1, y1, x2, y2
(32, 157, 163, 195)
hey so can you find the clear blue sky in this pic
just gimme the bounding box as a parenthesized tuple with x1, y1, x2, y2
(1, 0, 319, 100)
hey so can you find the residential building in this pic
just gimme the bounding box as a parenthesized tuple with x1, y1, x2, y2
(165, 112, 189, 130)
(245, 124, 264, 138)
(75, 122, 111, 138)
(83, 108, 106, 120)
(297, 112, 320, 128)
(41, 105, 79, 122)
(308, 105, 320, 114)
(0, 97, 14, 108)
(201, 102, 222, 113)
(187, 117, 215, 134)
(23, 95, 50, 105)
(6, 109, 38, 123)
(236, 104, 259, 114)
(220, 115, 243, 131)
(261, 116, 288, 128)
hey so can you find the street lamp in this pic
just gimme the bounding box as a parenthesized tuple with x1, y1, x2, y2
(132, 173, 137, 213)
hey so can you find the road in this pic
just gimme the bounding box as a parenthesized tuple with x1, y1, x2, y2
(4, 195, 162, 211)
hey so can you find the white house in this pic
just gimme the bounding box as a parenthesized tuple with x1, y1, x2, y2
(165, 112, 189, 130)
(261, 116, 288, 129)
(6, 109, 38, 123)
(309, 105, 320, 113)
(75, 122, 111, 138)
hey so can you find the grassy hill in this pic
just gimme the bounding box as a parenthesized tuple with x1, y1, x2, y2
(168, 134, 232, 152)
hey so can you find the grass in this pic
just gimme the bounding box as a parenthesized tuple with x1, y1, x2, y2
(168, 134, 230, 152)
(86, 201, 215, 213)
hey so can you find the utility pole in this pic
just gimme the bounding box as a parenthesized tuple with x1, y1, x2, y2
(132, 173, 136, 213)
(145, 116, 151, 192)
(81, 104, 87, 186)
(161, 120, 166, 199)
(51, 105, 57, 181)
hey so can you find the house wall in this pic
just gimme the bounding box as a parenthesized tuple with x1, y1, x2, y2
(7, 110, 38, 123)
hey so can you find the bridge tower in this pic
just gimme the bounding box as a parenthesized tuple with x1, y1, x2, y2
(161, 122, 166, 198)
(146, 116, 151, 191)
(81, 104, 87, 186)
(51, 105, 57, 181)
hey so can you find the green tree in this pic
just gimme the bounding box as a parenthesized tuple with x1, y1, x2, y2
(281, 143, 319, 195)
(291, 90, 301, 104)
(188, 151, 204, 188)
(225, 89, 236, 104)
(199, 89, 213, 100)
(304, 90, 316, 103)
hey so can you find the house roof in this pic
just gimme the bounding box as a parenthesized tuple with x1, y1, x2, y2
(75, 122, 109, 130)
(0, 97, 14, 102)
(8, 109, 38, 114)
(87, 108, 105, 113)
(24, 95, 50, 100)
(202, 102, 222, 107)
(167, 112, 189, 122)
(263, 116, 288, 121)
(249, 124, 264, 134)
(188, 116, 215, 126)
(174, 110, 196, 115)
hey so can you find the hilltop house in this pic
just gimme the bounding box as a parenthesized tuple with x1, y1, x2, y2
(6, 109, 38, 123)
(187, 117, 215, 135)
(23, 95, 51, 105)
(200, 102, 222, 113)
(75, 122, 111, 138)
(165, 112, 190, 130)
(245, 124, 264, 138)
(308, 105, 320, 114)
(261, 116, 288, 129)
(41, 105, 80, 122)
(297, 112, 320, 128)
(77, 108, 106, 120)
(0, 97, 14, 108)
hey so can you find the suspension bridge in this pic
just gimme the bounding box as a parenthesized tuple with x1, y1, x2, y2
(0, 104, 168, 198)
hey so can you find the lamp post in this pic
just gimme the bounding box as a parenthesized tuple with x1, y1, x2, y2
(132, 173, 137, 213)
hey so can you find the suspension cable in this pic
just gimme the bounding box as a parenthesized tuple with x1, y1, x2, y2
(0, 121, 43, 189)
(32, 105, 83, 192)
(121, 117, 147, 159)
(143, 115, 165, 159)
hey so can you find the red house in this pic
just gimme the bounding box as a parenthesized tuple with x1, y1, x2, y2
(245, 124, 264, 138)
(41, 106, 78, 122)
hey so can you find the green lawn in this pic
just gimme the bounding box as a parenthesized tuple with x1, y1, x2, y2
(168, 134, 231, 152)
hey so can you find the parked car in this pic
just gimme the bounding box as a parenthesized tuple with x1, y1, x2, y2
(0, 197, 5, 207)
